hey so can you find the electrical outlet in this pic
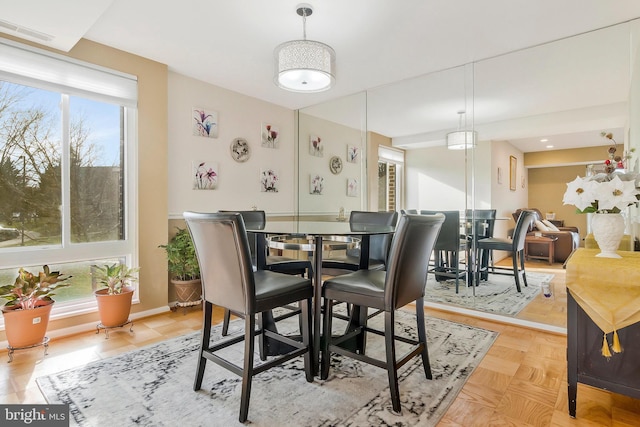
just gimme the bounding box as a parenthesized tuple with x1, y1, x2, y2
(32, 316, 41, 324)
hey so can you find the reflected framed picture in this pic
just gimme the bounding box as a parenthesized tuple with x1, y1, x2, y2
(509, 155, 517, 191)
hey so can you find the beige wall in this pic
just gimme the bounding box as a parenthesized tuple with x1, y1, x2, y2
(528, 165, 589, 241)
(0, 35, 169, 340)
(524, 146, 612, 243)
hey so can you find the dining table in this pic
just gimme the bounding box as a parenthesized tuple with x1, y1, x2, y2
(244, 219, 396, 374)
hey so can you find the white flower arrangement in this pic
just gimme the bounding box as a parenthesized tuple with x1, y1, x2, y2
(563, 173, 639, 213)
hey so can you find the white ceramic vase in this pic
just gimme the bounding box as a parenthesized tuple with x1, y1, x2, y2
(591, 213, 625, 258)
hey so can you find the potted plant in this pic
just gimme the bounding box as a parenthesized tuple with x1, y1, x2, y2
(93, 263, 139, 329)
(159, 227, 201, 305)
(0, 265, 70, 350)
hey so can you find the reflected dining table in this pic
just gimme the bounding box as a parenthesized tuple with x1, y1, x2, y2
(245, 219, 396, 374)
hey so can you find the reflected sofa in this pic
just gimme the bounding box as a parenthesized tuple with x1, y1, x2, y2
(512, 208, 580, 263)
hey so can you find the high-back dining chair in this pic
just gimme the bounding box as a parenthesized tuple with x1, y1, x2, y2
(466, 209, 497, 280)
(219, 210, 313, 336)
(421, 210, 468, 293)
(184, 211, 313, 423)
(321, 210, 398, 273)
(320, 213, 444, 413)
(475, 210, 535, 292)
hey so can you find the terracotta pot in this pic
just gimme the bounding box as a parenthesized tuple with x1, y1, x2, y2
(1, 302, 53, 348)
(172, 279, 202, 303)
(95, 286, 134, 327)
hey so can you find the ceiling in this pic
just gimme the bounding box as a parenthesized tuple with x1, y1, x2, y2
(3, 1, 640, 153)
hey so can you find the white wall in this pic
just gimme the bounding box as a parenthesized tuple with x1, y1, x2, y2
(167, 72, 296, 217)
(490, 140, 528, 240)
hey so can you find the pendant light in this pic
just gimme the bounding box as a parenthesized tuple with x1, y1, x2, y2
(447, 111, 477, 150)
(274, 3, 335, 93)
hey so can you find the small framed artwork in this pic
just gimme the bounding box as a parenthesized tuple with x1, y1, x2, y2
(230, 138, 250, 162)
(509, 155, 517, 191)
(497, 167, 503, 184)
(347, 178, 358, 197)
(329, 156, 343, 174)
(347, 145, 359, 163)
(310, 174, 324, 195)
(310, 134, 323, 157)
(193, 108, 218, 138)
(260, 168, 279, 192)
(261, 123, 279, 148)
(193, 161, 218, 190)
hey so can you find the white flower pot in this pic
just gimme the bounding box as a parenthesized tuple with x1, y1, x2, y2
(591, 213, 625, 258)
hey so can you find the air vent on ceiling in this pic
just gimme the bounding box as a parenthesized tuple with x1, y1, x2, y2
(0, 19, 54, 42)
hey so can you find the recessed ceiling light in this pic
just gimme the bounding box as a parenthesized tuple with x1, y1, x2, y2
(546, 145, 554, 149)
(540, 138, 548, 142)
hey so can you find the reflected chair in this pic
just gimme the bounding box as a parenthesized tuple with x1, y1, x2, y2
(219, 210, 313, 336)
(184, 211, 313, 423)
(321, 210, 398, 273)
(475, 210, 535, 292)
(400, 209, 418, 214)
(421, 210, 468, 293)
(320, 213, 444, 413)
(465, 209, 497, 280)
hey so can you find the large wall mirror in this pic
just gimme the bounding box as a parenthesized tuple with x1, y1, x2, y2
(296, 19, 638, 332)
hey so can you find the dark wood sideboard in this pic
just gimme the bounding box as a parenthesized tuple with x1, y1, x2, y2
(567, 291, 640, 417)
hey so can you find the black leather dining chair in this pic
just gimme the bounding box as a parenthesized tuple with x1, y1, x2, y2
(475, 210, 535, 292)
(320, 213, 444, 413)
(321, 210, 398, 273)
(421, 210, 468, 293)
(465, 209, 497, 280)
(184, 211, 313, 423)
(219, 210, 313, 336)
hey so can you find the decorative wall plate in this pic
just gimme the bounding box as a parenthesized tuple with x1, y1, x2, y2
(329, 156, 343, 174)
(230, 138, 250, 162)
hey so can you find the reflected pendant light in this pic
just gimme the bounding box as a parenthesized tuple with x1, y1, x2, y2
(447, 111, 477, 150)
(274, 4, 335, 93)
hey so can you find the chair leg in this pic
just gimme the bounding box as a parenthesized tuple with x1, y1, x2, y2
(194, 301, 212, 391)
(384, 310, 401, 413)
(512, 251, 522, 292)
(519, 249, 529, 287)
(301, 297, 314, 382)
(239, 314, 256, 423)
(222, 308, 231, 336)
(415, 298, 432, 379)
(258, 312, 266, 361)
(320, 298, 334, 380)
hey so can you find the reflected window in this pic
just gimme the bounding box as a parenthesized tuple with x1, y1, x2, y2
(378, 146, 404, 212)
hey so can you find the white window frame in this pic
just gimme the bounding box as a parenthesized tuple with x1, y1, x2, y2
(378, 146, 405, 211)
(0, 40, 138, 327)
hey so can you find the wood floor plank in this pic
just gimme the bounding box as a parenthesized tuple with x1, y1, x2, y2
(2, 281, 639, 426)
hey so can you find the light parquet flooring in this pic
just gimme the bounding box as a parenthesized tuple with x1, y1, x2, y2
(2, 294, 639, 426)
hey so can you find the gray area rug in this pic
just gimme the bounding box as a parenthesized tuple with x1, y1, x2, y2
(37, 309, 497, 427)
(425, 271, 554, 315)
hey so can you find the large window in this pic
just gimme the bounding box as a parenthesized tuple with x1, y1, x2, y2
(0, 40, 137, 319)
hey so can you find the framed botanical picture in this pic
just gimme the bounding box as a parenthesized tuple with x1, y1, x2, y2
(261, 122, 280, 148)
(509, 155, 517, 191)
(193, 161, 218, 190)
(347, 145, 359, 163)
(310, 174, 324, 195)
(309, 134, 323, 157)
(347, 178, 358, 197)
(260, 168, 279, 192)
(193, 108, 218, 138)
